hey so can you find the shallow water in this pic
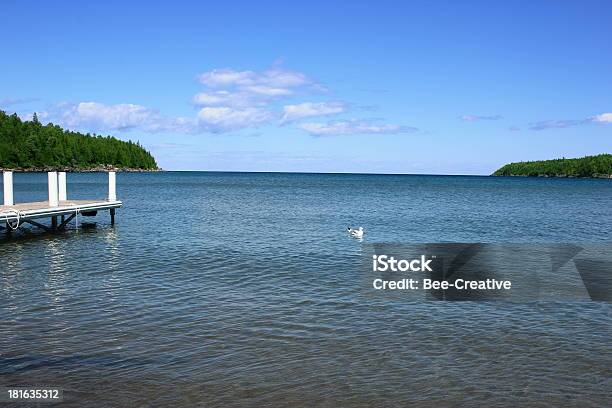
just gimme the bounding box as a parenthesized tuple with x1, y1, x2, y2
(1, 172, 611, 407)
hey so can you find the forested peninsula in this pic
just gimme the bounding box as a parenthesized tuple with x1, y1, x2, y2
(0, 110, 159, 171)
(493, 154, 612, 178)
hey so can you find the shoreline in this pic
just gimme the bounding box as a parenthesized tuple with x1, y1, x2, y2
(492, 174, 612, 179)
(2, 168, 610, 178)
(0, 166, 163, 173)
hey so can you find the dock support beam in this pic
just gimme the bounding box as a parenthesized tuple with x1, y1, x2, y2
(22, 219, 52, 232)
(110, 208, 116, 225)
(48, 171, 59, 207)
(57, 213, 77, 230)
(108, 171, 117, 201)
(3, 171, 14, 206)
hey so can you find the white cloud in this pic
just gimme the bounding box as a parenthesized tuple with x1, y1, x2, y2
(192, 91, 260, 108)
(282, 102, 345, 122)
(298, 120, 416, 136)
(242, 85, 293, 97)
(197, 107, 272, 132)
(592, 112, 612, 123)
(191, 65, 323, 132)
(59, 102, 158, 131)
(24, 99, 270, 134)
(192, 88, 292, 108)
(528, 119, 587, 130)
(460, 114, 503, 121)
(198, 67, 311, 90)
(195, 67, 314, 109)
(198, 69, 256, 87)
(41, 101, 196, 134)
(528, 112, 612, 130)
(192, 91, 233, 106)
(257, 68, 310, 88)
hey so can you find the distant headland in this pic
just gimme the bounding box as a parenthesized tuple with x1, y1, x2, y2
(493, 154, 612, 178)
(0, 110, 160, 172)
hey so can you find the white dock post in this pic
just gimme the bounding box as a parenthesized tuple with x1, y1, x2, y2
(108, 171, 117, 201)
(48, 171, 59, 207)
(3, 171, 14, 206)
(58, 172, 67, 202)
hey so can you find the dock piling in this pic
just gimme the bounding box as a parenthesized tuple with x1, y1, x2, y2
(58, 171, 67, 201)
(3, 171, 14, 206)
(48, 171, 59, 207)
(108, 171, 117, 201)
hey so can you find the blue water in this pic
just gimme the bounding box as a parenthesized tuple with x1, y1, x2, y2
(1, 172, 611, 407)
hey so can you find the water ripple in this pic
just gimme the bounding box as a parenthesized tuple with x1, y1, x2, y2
(1, 173, 611, 407)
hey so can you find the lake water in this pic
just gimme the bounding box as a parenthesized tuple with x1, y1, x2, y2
(1, 172, 611, 407)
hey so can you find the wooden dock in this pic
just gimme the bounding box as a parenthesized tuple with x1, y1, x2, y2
(1, 171, 122, 232)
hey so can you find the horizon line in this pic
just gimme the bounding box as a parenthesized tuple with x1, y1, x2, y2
(159, 169, 493, 176)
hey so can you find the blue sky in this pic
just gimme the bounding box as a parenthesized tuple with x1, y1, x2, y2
(1, 1, 611, 174)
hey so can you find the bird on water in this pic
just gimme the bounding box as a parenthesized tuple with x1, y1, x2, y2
(347, 226, 364, 238)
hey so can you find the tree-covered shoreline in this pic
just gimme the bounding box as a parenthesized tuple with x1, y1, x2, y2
(0, 110, 159, 171)
(492, 154, 612, 178)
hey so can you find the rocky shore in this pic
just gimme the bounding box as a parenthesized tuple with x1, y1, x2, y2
(496, 173, 612, 179)
(0, 165, 163, 173)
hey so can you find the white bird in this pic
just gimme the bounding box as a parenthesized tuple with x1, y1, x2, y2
(347, 226, 364, 238)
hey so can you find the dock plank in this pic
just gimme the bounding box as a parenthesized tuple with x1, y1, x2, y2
(0, 200, 103, 212)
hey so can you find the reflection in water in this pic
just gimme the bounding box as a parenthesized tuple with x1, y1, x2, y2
(46, 238, 64, 274)
(101, 227, 122, 308)
(45, 238, 69, 310)
(104, 226, 119, 267)
(1, 241, 25, 284)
